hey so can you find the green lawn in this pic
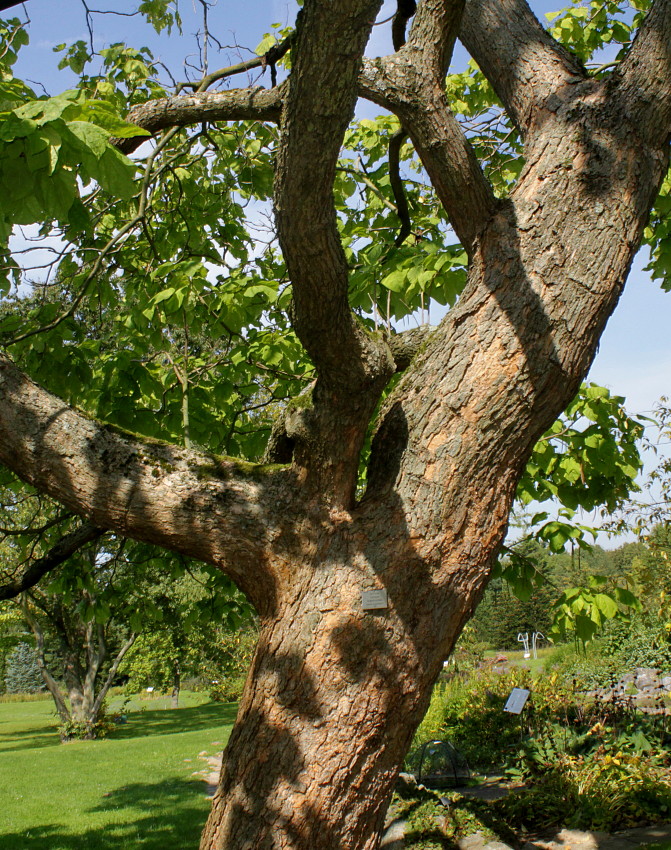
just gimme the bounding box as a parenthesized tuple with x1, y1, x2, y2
(483, 646, 555, 675)
(0, 693, 238, 849)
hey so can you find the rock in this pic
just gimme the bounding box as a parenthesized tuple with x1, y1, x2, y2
(555, 828, 605, 849)
(457, 833, 513, 850)
(663, 676, 671, 691)
(635, 668, 660, 690)
(632, 691, 664, 712)
(458, 832, 491, 850)
(380, 818, 405, 849)
(396, 772, 418, 793)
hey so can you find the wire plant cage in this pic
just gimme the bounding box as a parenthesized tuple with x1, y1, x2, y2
(416, 740, 470, 789)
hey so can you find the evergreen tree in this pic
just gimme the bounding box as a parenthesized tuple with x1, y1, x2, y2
(4, 641, 43, 694)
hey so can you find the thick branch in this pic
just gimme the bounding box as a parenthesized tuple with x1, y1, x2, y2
(274, 0, 392, 397)
(0, 521, 103, 601)
(459, 0, 586, 135)
(263, 327, 433, 466)
(618, 0, 671, 148)
(0, 354, 296, 613)
(388, 325, 435, 372)
(117, 87, 284, 155)
(406, 0, 464, 76)
(91, 632, 137, 720)
(360, 0, 496, 253)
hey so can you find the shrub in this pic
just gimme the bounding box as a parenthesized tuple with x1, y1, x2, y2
(600, 613, 671, 671)
(546, 613, 671, 690)
(209, 675, 247, 703)
(406, 670, 538, 771)
(408, 666, 671, 833)
(58, 702, 116, 742)
(206, 626, 257, 703)
(0, 691, 51, 703)
(495, 746, 671, 832)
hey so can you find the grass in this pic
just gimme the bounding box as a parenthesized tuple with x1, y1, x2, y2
(0, 691, 238, 849)
(483, 646, 556, 676)
(0, 692, 52, 704)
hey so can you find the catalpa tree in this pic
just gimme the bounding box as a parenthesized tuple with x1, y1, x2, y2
(0, 0, 667, 847)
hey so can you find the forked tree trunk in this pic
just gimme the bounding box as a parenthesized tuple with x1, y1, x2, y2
(200, 88, 667, 845)
(22, 597, 136, 739)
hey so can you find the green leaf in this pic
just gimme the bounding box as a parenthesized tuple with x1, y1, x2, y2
(66, 120, 111, 158)
(95, 147, 137, 198)
(381, 269, 407, 292)
(593, 593, 618, 619)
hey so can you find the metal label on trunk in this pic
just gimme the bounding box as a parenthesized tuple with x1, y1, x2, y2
(361, 589, 388, 611)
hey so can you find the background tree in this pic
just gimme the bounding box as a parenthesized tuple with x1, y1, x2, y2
(0, 469, 253, 734)
(18, 535, 139, 739)
(3, 640, 43, 694)
(120, 566, 254, 707)
(0, 1, 670, 849)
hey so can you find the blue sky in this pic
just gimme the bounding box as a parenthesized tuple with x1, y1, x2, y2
(9, 0, 671, 473)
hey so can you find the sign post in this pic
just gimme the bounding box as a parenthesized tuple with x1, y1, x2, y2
(504, 687, 530, 714)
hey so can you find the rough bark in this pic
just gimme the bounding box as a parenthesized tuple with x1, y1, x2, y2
(1, 0, 671, 848)
(117, 87, 284, 154)
(459, 0, 585, 135)
(274, 0, 394, 506)
(0, 353, 304, 616)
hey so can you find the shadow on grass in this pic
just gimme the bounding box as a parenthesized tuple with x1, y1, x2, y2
(112, 702, 238, 739)
(0, 723, 61, 753)
(0, 701, 238, 751)
(0, 778, 210, 850)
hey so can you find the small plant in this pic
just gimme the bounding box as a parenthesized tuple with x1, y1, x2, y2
(58, 701, 116, 742)
(391, 782, 516, 849)
(496, 742, 671, 832)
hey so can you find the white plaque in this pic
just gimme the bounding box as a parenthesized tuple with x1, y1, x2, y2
(504, 687, 530, 714)
(361, 589, 388, 611)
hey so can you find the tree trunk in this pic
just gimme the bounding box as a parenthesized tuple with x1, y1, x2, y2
(171, 662, 181, 709)
(200, 95, 667, 846)
(201, 522, 491, 850)
(22, 600, 70, 725)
